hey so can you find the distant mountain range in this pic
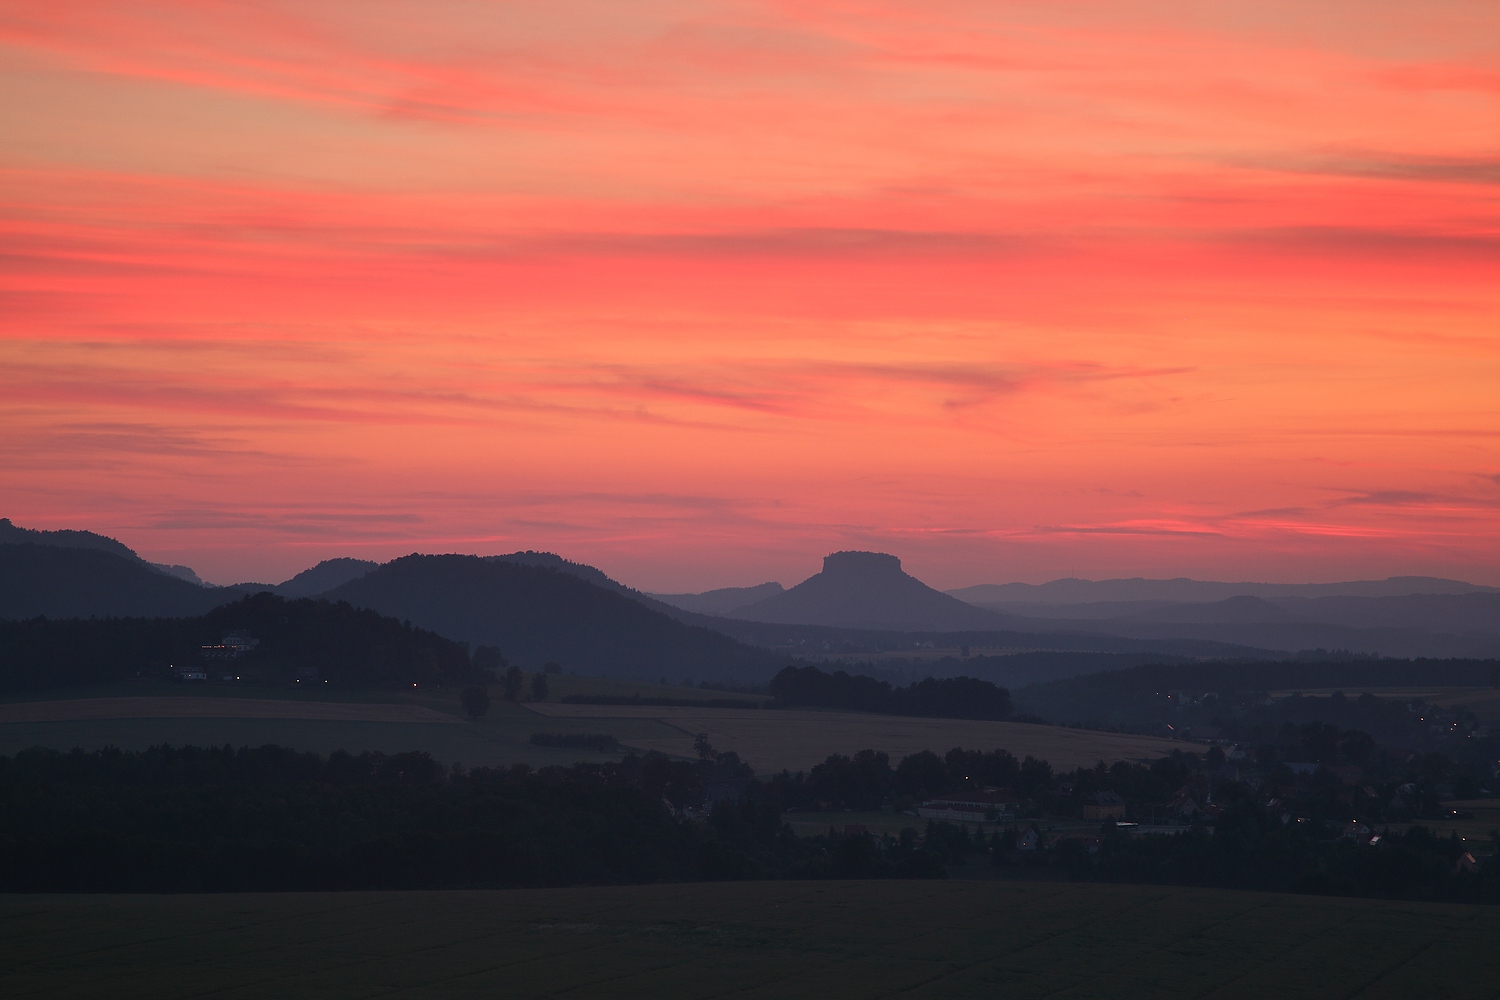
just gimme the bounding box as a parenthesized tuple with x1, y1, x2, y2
(0, 520, 795, 679)
(652, 562, 1500, 658)
(948, 575, 1496, 606)
(652, 551, 1004, 631)
(3, 516, 1497, 672)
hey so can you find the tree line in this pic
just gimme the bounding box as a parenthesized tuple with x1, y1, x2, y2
(768, 665, 1013, 720)
(4, 722, 1494, 900)
(0, 744, 939, 891)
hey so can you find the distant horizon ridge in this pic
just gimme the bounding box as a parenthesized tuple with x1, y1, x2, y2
(4, 519, 1493, 598)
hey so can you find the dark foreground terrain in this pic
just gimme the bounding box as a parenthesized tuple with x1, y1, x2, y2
(4, 881, 1496, 999)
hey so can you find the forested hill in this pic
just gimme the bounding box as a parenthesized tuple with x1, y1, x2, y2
(323, 554, 785, 680)
(0, 543, 224, 620)
(0, 592, 480, 693)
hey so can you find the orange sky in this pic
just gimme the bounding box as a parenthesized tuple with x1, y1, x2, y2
(2, 0, 1498, 589)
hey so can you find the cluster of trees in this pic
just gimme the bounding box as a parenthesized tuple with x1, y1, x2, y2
(1017, 658, 1500, 751)
(0, 744, 946, 891)
(0, 594, 483, 693)
(767, 747, 1057, 811)
(769, 665, 1012, 720)
(1, 736, 1494, 900)
(996, 794, 1498, 905)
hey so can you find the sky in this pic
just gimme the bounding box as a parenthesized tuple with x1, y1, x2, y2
(2, 0, 1498, 590)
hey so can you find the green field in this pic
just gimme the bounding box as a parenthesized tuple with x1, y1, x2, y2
(3, 881, 1496, 999)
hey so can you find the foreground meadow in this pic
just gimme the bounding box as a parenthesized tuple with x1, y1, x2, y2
(4, 880, 1495, 999)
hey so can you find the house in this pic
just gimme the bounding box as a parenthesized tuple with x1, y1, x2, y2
(1169, 795, 1198, 821)
(1015, 829, 1038, 852)
(201, 631, 259, 661)
(916, 789, 1017, 822)
(1081, 791, 1126, 820)
(172, 664, 208, 681)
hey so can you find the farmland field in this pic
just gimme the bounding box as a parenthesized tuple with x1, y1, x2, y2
(0, 684, 687, 768)
(0, 680, 1183, 773)
(0, 696, 460, 724)
(528, 703, 1183, 772)
(4, 881, 1497, 999)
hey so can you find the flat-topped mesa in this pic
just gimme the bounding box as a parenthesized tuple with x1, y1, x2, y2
(822, 551, 902, 576)
(728, 549, 1003, 630)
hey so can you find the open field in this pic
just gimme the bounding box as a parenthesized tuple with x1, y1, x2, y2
(527, 704, 1183, 772)
(0, 697, 460, 725)
(4, 881, 1497, 999)
(0, 679, 1180, 773)
(0, 684, 690, 768)
(541, 673, 769, 705)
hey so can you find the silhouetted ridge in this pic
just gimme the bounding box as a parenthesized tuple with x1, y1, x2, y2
(650, 582, 785, 615)
(273, 557, 378, 597)
(0, 517, 206, 586)
(0, 544, 224, 620)
(324, 553, 781, 679)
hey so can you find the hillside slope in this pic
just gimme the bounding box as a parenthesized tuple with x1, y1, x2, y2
(0, 544, 224, 620)
(324, 554, 783, 680)
(0, 517, 204, 584)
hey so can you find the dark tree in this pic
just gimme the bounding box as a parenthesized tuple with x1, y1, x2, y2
(503, 665, 524, 701)
(768, 665, 1010, 720)
(461, 685, 491, 718)
(472, 645, 509, 679)
(531, 672, 549, 701)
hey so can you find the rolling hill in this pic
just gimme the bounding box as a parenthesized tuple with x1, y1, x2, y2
(0, 517, 205, 584)
(649, 582, 784, 615)
(0, 543, 225, 620)
(323, 553, 784, 680)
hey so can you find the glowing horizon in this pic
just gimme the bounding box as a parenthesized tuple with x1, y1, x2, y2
(2, 1, 1498, 590)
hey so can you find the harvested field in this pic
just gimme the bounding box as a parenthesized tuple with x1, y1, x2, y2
(4, 881, 1496, 999)
(527, 703, 1182, 772)
(0, 697, 460, 725)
